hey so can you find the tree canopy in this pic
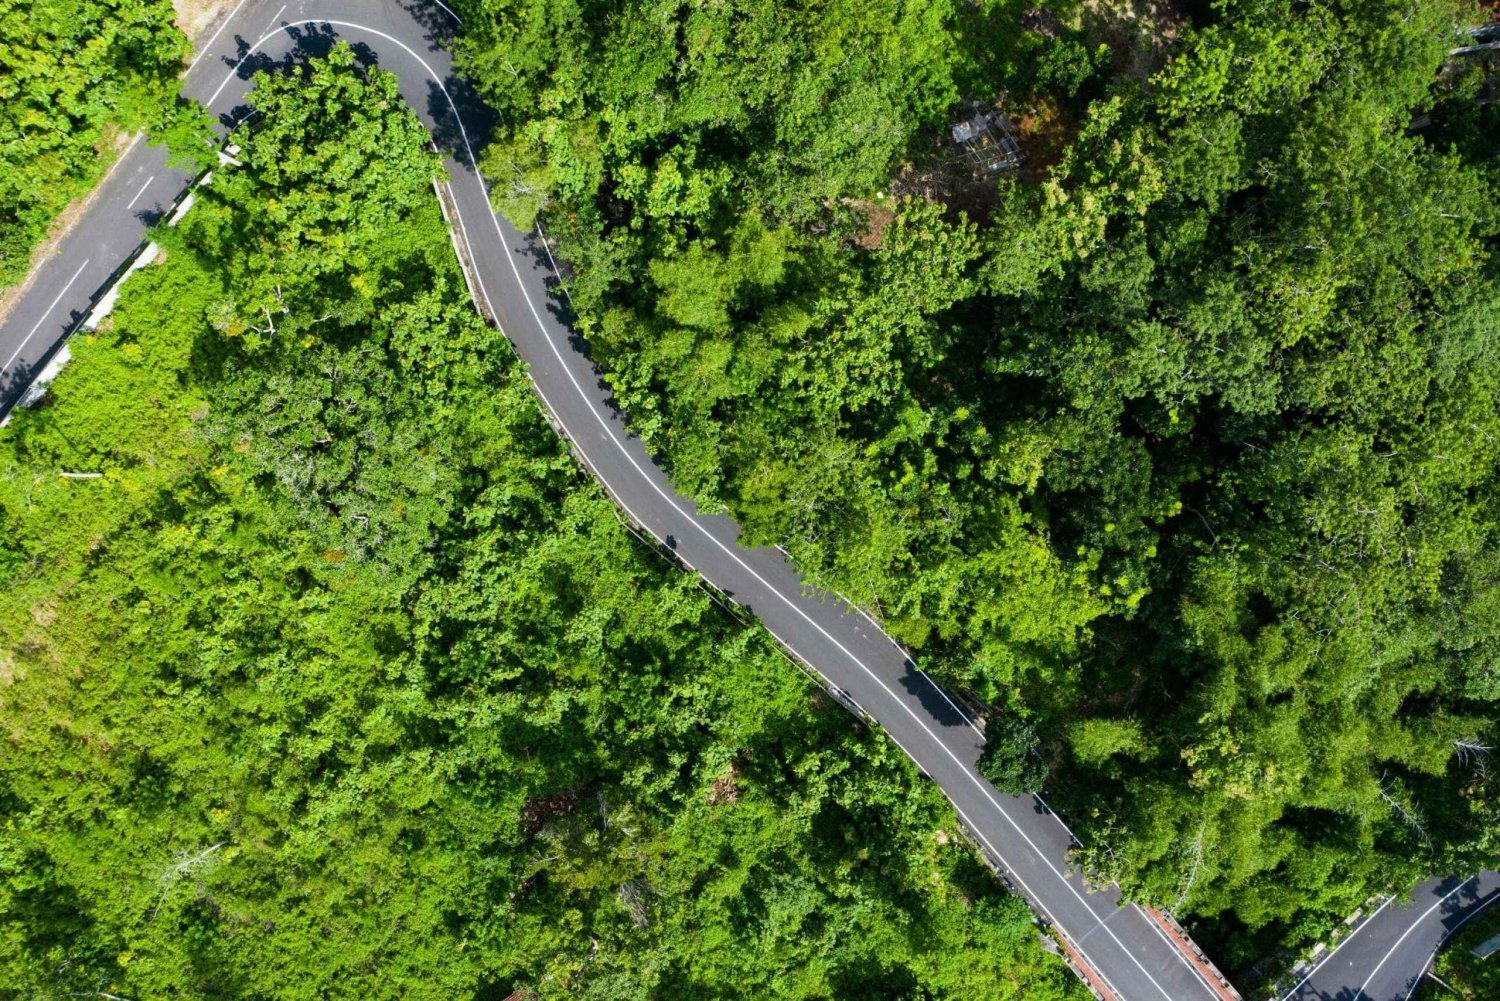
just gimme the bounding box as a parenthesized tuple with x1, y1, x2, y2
(0, 0, 189, 289)
(0, 47, 1084, 1001)
(4, 0, 1499, 986)
(455, 0, 1500, 967)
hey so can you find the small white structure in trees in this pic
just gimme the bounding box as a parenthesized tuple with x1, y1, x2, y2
(951, 106, 1023, 174)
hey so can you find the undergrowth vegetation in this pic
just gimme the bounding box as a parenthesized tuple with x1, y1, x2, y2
(0, 48, 1084, 1001)
(455, 0, 1500, 964)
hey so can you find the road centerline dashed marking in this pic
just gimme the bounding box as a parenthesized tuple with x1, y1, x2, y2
(3, 259, 91, 371)
(126, 176, 155, 210)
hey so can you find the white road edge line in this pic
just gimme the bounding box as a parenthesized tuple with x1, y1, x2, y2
(814, 558, 1091, 857)
(1401, 887, 1500, 1001)
(1350, 882, 1476, 996)
(916, 667, 984, 734)
(430, 0, 463, 24)
(1280, 895, 1398, 999)
(126, 176, 155, 210)
(213, 17, 1205, 1001)
(1034, 791, 1085, 847)
(872, 718, 1132, 1001)
(798, 550, 1093, 854)
(1356, 878, 1477, 998)
(264, 4, 288, 34)
(782, 555, 997, 747)
(3, 260, 91, 371)
(1139, 905, 1223, 998)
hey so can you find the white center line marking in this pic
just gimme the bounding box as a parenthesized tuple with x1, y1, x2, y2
(1402, 889, 1500, 1000)
(126, 176, 155, 210)
(3, 259, 91, 371)
(264, 4, 287, 33)
(1358, 878, 1477, 999)
(1280, 895, 1396, 999)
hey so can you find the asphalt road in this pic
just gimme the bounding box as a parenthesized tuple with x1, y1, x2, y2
(0, 3, 1491, 999)
(1283, 872, 1500, 1001)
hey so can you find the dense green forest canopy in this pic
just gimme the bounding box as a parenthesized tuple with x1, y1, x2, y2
(0, 0, 189, 290)
(0, 47, 1085, 1000)
(454, 0, 1500, 962)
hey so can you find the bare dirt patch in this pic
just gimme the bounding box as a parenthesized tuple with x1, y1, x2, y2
(173, 0, 240, 49)
(888, 144, 1006, 223)
(842, 197, 897, 251)
(1012, 96, 1077, 184)
(521, 788, 583, 835)
(707, 763, 740, 806)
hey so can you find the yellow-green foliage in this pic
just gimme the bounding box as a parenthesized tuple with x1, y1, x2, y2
(456, 0, 1500, 959)
(0, 49, 1084, 1001)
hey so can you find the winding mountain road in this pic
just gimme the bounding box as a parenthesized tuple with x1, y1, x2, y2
(1, 2, 1492, 998)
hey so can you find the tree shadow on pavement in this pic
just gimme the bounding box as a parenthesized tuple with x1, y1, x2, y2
(397, 0, 459, 51)
(425, 76, 497, 172)
(215, 24, 376, 129)
(896, 664, 976, 735)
